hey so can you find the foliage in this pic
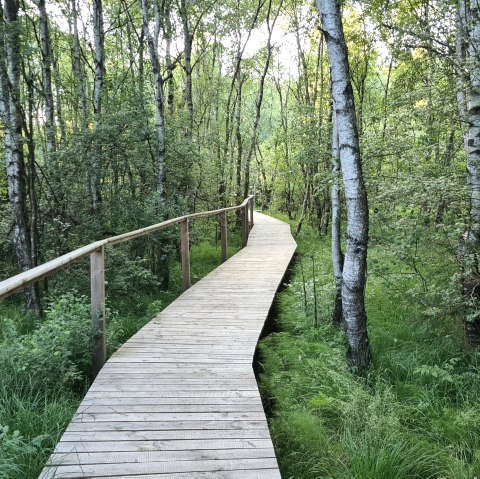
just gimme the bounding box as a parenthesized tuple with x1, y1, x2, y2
(0, 292, 92, 391)
(259, 225, 480, 478)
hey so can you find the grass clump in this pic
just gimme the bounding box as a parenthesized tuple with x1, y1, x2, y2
(258, 223, 480, 479)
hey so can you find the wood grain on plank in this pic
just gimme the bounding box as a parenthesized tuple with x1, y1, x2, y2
(39, 213, 296, 478)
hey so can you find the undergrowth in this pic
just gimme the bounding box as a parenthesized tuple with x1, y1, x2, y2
(258, 221, 480, 479)
(0, 230, 240, 478)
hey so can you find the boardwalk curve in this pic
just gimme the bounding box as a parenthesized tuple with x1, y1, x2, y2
(40, 212, 296, 478)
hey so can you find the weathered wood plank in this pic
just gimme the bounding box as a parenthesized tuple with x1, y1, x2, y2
(53, 438, 274, 453)
(40, 457, 280, 477)
(39, 213, 296, 479)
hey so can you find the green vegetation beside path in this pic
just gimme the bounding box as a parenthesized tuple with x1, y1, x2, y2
(258, 222, 480, 479)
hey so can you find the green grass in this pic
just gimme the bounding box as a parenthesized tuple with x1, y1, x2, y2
(258, 221, 480, 479)
(0, 229, 242, 478)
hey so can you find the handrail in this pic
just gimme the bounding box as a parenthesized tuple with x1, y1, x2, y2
(0, 195, 255, 377)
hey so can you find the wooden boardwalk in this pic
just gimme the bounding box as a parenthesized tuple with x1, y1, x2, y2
(40, 212, 296, 479)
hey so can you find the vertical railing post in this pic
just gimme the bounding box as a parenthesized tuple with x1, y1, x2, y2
(219, 211, 228, 263)
(249, 197, 254, 229)
(242, 204, 249, 247)
(181, 218, 191, 291)
(91, 246, 105, 379)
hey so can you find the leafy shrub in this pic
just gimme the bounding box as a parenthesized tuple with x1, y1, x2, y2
(0, 292, 93, 392)
(0, 425, 46, 479)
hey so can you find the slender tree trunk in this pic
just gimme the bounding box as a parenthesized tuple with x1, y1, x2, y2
(456, 0, 468, 135)
(243, 0, 280, 199)
(36, 0, 56, 155)
(331, 110, 343, 325)
(71, 0, 88, 127)
(0, 0, 40, 314)
(179, 0, 194, 135)
(92, 0, 105, 213)
(142, 0, 169, 288)
(462, 0, 480, 345)
(317, 0, 370, 370)
(142, 0, 167, 214)
(52, 52, 67, 145)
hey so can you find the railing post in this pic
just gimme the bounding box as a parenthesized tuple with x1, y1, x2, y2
(241, 205, 248, 247)
(91, 246, 105, 379)
(249, 197, 254, 229)
(181, 218, 191, 291)
(219, 211, 228, 263)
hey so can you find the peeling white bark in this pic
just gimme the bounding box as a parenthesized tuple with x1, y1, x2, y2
(317, 0, 370, 369)
(0, 0, 39, 313)
(141, 0, 167, 215)
(331, 110, 343, 325)
(36, 0, 56, 155)
(92, 0, 105, 210)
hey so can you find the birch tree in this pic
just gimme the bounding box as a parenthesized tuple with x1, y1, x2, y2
(0, 0, 40, 314)
(331, 110, 343, 325)
(460, 0, 480, 345)
(141, 0, 167, 215)
(317, 0, 370, 369)
(92, 0, 105, 212)
(35, 0, 56, 156)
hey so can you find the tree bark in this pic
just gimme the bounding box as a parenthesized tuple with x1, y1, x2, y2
(92, 0, 105, 212)
(36, 0, 56, 155)
(317, 0, 370, 370)
(0, 0, 40, 314)
(462, 0, 480, 345)
(71, 0, 87, 127)
(179, 0, 194, 135)
(243, 0, 280, 200)
(141, 0, 167, 214)
(331, 110, 343, 325)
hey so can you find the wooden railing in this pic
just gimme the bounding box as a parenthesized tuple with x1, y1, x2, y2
(0, 195, 256, 377)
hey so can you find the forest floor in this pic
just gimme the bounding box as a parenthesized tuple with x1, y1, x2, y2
(258, 217, 480, 479)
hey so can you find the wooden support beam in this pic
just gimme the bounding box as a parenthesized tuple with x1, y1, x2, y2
(241, 206, 248, 247)
(249, 198, 254, 228)
(219, 211, 228, 263)
(181, 219, 191, 291)
(91, 246, 105, 379)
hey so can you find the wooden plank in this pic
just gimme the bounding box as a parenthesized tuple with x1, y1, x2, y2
(40, 212, 296, 479)
(60, 429, 273, 441)
(39, 458, 280, 477)
(75, 404, 265, 414)
(91, 471, 281, 479)
(49, 448, 276, 465)
(72, 412, 267, 422)
(53, 438, 274, 453)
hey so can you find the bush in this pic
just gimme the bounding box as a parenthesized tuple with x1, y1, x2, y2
(0, 292, 93, 392)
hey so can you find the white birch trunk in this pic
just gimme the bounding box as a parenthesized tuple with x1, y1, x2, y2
(71, 0, 88, 127)
(92, 0, 105, 211)
(331, 110, 343, 325)
(141, 0, 167, 215)
(463, 0, 480, 344)
(179, 0, 194, 136)
(317, 0, 370, 369)
(0, 0, 39, 314)
(36, 0, 56, 155)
